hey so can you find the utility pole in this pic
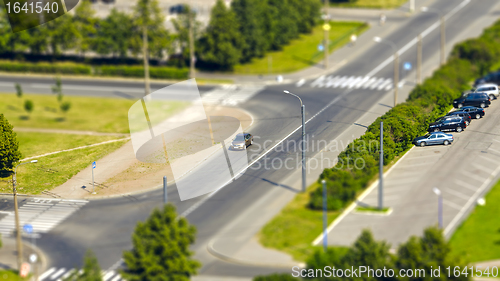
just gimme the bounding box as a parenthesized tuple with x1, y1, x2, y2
(163, 176, 167, 204)
(379, 122, 383, 210)
(440, 16, 446, 65)
(13, 174, 22, 271)
(394, 52, 399, 106)
(410, 0, 415, 13)
(322, 180, 327, 252)
(143, 25, 150, 97)
(324, 0, 329, 70)
(417, 33, 422, 84)
(189, 8, 195, 79)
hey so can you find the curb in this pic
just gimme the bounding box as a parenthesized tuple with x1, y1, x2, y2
(206, 240, 303, 270)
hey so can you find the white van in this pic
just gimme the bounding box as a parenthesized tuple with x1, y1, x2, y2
(475, 83, 499, 100)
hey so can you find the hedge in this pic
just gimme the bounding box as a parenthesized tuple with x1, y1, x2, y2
(0, 60, 91, 75)
(0, 60, 190, 80)
(309, 19, 500, 210)
(98, 65, 189, 79)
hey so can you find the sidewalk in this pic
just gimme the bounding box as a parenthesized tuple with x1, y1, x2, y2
(0, 237, 46, 274)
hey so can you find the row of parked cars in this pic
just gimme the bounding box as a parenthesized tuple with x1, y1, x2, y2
(412, 81, 499, 147)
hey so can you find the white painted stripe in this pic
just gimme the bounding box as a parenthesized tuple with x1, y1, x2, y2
(473, 162, 494, 173)
(385, 83, 393, 91)
(347, 76, 363, 89)
(50, 268, 67, 280)
(444, 199, 462, 210)
(39, 268, 57, 281)
(479, 155, 499, 164)
(325, 76, 340, 88)
(444, 188, 470, 201)
(370, 78, 386, 90)
(354, 76, 370, 89)
(332, 76, 348, 88)
(377, 79, 392, 91)
(362, 77, 378, 89)
(311, 75, 326, 88)
(110, 275, 122, 281)
(296, 79, 306, 87)
(103, 271, 115, 281)
(340, 76, 356, 88)
(454, 180, 478, 192)
(58, 269, 75, 281)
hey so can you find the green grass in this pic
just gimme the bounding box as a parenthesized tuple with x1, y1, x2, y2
(0, 140, 128, 194)
(449, 179, 500, 263)
(17, 132, 122, 158)
(234, 22, 367, 75)
(0, 93, 188, 133)
(355, 206, 391, 213)
(0, 270, 29, 281)
(259, 182, 341, 261)
(330, 0, 407, 9)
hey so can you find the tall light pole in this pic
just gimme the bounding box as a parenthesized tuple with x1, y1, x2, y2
(422, 7, 446, 66)
(409, 0, 415, 13)
(142, 25, 150, 97)
(417, 33, 422, 84)
(283, 90, 306, 193)
(374, 37, 399, 106)
(379, 122, 383, 210)
(13, 160, 38, 272)
(433, 187, 443, 229)
(189, 7, 196, 79)
(322, 179, 327, 252)
(323, 0, 330, 70)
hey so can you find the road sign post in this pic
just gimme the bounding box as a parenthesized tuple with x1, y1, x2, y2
(163, 176, 167, 204)
(92, 161, 96, 194)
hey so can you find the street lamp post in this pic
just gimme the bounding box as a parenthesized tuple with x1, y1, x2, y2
(422, 7, 446, 66)
(283, 90, 306, 193)
(433, 187, 443, 229)
(13, 160, 38, 272)
(373, 37, 399, 106)
(417, 33, 422, 84)
(322, 179, 327, 252)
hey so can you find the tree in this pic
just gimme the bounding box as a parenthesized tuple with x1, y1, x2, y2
(24, 100, 34, 115)
(0, 114, 22, 170)
(199, 0, 243, 70)
(46, 14, 79, 56)
(230, 0, 269, 62)
(171, 6, 201, 65)
(93, 9, 134, 58)
(64, 250, 102, 281)
(60, 101, 71, 116)
(121, 204, 200, 281)
(15, 83, 23, 108)
(52, 77, 63, 102)
(396, 227, 469, 281)
(131, 0, 172, 60)
(73, 0, 98, 56)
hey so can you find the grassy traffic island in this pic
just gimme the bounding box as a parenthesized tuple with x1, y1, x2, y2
(234, 21, 367, 75)
(0, 93, 188, 195)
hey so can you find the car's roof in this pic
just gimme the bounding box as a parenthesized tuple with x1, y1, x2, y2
(476, 83, 498, 88)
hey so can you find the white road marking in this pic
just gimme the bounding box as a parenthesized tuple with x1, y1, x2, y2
(296, 79, 306, 87)
(444, 188, 471, 201)
(39, 268, 56, 281)
(454, 179, 478, 192)
(444, 199, 463, 210)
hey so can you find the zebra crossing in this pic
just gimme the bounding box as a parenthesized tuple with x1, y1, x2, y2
(39, 268, 124, 281)
(305, 75, 402, 91)
(0, 198, 88, 237)
(202, 84, 264, 106)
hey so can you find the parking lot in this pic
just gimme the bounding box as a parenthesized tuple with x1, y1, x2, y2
(324, 93, 500, 248)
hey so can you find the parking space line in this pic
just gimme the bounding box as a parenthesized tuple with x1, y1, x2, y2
(472, 163, 494, 173)
(444, 188, 470, 201)
(464, 171, 488, 183)
(489, 147, 500, 154)
(454, 180, 478, 192)
(479, 155, 500, 164)
(444, 199, 462, 210)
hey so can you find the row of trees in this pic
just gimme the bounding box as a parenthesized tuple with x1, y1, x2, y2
(200, 0, 321, 70)
(256, 227, 469, 280)
(0, 0, 322, 70)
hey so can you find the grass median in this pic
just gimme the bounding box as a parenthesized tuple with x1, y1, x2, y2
(330, 0, 406, 9)
(233, 21, 367, 75)
(449, 179, 500, 263)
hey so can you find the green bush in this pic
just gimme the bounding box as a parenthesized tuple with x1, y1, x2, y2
(98, 65, 189, 79)
(309, 19, 500, 211)
(0, 60, 92, 75)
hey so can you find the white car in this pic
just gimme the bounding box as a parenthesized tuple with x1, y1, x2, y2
(475, 83, 499, 100)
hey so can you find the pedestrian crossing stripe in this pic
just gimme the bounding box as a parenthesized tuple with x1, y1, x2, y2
(0, 198, 88, 237)
(39, 268, 124, 281)
(202, 84, 264, 106)
(306, 75, 396, 91)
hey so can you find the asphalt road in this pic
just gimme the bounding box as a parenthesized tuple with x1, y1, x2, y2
(1, 0, 498, 278)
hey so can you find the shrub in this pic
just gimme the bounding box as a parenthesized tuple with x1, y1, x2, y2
(0, 60, 91, 75)
(98, 65, 189, 79)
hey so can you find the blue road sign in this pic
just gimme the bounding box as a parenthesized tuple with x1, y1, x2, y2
(92, 161, 96, 169)
(404, 62, 412, 70)
(318, 44, 324, 52)
(23, 224, 33, 234)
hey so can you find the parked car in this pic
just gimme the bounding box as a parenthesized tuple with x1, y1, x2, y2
(428, 117, 467, 132)
(475, 83, 499, 100)
(474, 71, 500, 87)
(230, 133, 253, 150)
(413, 132, 454, 147)
(453, 93, 491, 108)
(445, 111, 471, 125)
(457, 106, 485, 119)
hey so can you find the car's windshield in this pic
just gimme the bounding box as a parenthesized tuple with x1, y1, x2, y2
(234, 135, 245, 141)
